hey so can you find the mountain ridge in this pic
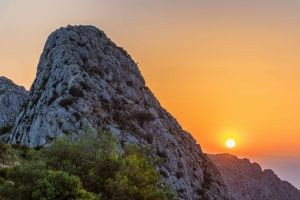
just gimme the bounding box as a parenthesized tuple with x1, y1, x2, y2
(5, 25, 230, 200)
(3, 25, 299, 200)
(0, 76, 28, 140)
(208, 153, 300, 200)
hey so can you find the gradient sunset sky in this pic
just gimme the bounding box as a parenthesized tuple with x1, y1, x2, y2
(1, 0, 300, 186)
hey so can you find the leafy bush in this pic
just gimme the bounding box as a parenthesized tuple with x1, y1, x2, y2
(10, 144, 30, 151)
(0, 177, 5, 185)
(0, 168, 8, 182)
(0, 143, 17, 165)
(0, 162, 97, 200)
(104, 154, 163, 199)
(9, 143, 32, 159)
(1, 126, 175, 200)
(0, 143, 11, 152)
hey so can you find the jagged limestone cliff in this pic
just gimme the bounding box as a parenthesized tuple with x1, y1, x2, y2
(209, 153, 300, 200)
(7, 25, 230, 199)
(0, 77, 28, 140)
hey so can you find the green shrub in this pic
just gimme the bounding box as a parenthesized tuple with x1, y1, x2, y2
(0, 177, 6, 185)
(11, 144, 30, 151)
(0, 143, 11, 152)
(0, 168, 8, 181)
(105, 154, 163, 199)
(0, 162, 97, 200)
(32, 170, 97, 200)
(33, 146, 42, 151)
(18, 126, 175, 200)
(11, 143, 31, 159)
(0, 126, 175, 200)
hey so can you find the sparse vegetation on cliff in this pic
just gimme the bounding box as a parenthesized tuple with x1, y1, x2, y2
(0, 126, 175, 200)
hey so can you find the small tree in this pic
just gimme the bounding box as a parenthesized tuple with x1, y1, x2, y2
(0, 126, 175, 200)
(0, 162, 97, 200)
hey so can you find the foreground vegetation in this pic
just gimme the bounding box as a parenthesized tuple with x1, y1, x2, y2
(0, 126, 175, 200)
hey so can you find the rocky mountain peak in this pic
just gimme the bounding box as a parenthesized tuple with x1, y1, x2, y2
(7, 25, 230, 199)
(209, 153, 300, 200)
(0, 76, 14, 85)
(0, 76, 26, 93)
(0, 76, 28, 138)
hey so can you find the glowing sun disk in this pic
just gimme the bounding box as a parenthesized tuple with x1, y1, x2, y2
(226, 139, 235, 148)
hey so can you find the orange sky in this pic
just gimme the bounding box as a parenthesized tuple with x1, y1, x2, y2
(1, 1, 300, 160)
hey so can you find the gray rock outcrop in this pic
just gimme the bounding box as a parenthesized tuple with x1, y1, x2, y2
(7, 25, 230, 199)
(0, 77, 28, 138)
(209, 153, 300, 200)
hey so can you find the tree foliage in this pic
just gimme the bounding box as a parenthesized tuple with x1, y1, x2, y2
(0, 126, 175, 200)
(0, 162, 96, 200)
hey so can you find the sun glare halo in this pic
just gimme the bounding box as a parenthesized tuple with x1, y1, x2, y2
(226, 139, 235, 148)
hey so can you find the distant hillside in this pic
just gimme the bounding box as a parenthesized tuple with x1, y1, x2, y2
(208, 153, 300, 200)
(0, 77, 28, 140)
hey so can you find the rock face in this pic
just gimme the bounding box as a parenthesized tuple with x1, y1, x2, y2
(7, 25, 230, 199)
(0, 77, 28, 133)
(209, 153, 300, 200)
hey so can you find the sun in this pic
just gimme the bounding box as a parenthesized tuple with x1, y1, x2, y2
(226, 139, 236, 148)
